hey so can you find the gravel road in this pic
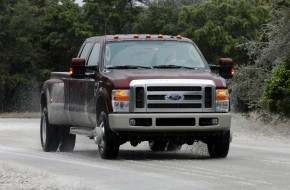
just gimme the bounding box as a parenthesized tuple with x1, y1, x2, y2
(0, 114, 290, 190)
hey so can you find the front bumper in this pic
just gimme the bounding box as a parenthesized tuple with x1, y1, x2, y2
(108, 113, 231, 132)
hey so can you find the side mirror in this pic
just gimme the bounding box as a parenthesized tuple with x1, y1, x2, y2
(70, 58, 86, 78)
(70, 58, 97, 79)
(219, 58, 234, 79)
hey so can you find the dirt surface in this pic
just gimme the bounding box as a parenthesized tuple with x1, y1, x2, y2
(0, 114, 289, 190)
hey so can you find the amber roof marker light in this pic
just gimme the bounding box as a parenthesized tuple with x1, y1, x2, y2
(158, 34, 163, 39)
(133, 34, 139, 39)
(146, 34, 151, 38)
(177, 35, 182, 39)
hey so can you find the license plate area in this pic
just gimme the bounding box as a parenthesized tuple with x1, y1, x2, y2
(156, 118, 195, 126)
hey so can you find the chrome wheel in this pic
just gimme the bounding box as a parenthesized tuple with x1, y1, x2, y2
(41, 113, 47, 144)
(98, 121, 105, 151)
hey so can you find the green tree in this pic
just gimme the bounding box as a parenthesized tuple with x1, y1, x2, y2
(83, 0, 141, 34)
(0, 0, 44, 112)
(259, 1, 290, 116)
(231, 0, 290, 113)
(262, 58, 290, 115)
(178, 0, 269, 64)
(40, 0, 92, 71)
(133, 2, 179, 34)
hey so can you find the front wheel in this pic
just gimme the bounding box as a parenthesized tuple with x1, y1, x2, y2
(97, 111, 120, 159)
(40, 108, 60, 152)
(207, 130, 230, 158)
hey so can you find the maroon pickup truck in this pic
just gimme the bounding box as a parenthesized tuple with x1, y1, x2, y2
(40, 34, 233, 159)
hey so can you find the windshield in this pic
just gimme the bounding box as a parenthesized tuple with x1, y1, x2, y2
(103, 41, 206, 69)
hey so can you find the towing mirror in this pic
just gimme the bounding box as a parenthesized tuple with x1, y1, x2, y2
(219, 58, 234, 79)
(70, 58, 86, 78)
(70, 58, 97, 79)
(209, 58, 234, 79)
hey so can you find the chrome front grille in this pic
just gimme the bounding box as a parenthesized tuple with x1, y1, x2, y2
(147, 86, 202, 91)
(147, 95, 202, 100)
(129, 79, 216, 113)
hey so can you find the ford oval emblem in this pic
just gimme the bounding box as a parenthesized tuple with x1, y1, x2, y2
(165, 93, 184, 101)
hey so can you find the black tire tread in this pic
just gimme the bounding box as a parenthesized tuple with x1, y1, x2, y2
(59, 126, 76, 152)
(207, 130, 230, 158)
(98, 111, 120, 159)
(40, 108, 60, 152)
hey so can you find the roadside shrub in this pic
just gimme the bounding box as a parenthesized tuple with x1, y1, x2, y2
(261, 58, 290, 116)
(230, 64, 270, 112)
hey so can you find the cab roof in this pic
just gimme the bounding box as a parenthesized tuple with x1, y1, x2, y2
(86, 34, 193, 43)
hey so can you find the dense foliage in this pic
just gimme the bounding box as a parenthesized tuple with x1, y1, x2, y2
(133, 2, 179, 34)
(0, 0, 288, 117)
(262, 58, 290, 115)
(231, 0, 290, 116)
(179, 0, 269, 64)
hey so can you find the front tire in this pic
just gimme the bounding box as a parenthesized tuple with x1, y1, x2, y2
(207, 130, 230, 158)
(97, 111, 120, 159)
(40, 108, 60, 152)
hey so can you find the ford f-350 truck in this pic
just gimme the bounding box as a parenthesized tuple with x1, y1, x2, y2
(40, 34, 233, 159)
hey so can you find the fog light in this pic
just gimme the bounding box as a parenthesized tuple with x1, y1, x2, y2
(212, 118, 218, 125)
(129, 119, 136, 126)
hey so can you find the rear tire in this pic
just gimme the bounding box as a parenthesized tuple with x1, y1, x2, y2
(207, 130, 230, 158)
(97, 111, 120, 159)
(149, 140, 167, 151)
(59, 126, 76, 152)
(40, 108, 60, 152)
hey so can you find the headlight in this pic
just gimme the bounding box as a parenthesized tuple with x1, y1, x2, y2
(216, 89, 229, 112)
(112, 90, 129, 112)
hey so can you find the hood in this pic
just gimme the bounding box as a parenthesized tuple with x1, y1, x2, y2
(102, 69, 227, 89)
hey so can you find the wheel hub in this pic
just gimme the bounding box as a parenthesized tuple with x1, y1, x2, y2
(96, 121, 105, 150)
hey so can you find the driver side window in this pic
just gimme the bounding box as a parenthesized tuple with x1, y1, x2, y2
(80, 42, 92, 59)
(87, 43, 101, 66)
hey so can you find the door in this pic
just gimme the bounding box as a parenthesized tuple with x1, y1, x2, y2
(82, 42, 101, 127)
(68, 41, 100, 127)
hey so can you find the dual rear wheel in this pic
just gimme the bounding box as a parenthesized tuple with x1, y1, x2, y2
(40, 108, 76, 152)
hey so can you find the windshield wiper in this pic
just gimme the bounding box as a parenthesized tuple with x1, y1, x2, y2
(152, 65, 196, 69)
(106, 65, 151, 69)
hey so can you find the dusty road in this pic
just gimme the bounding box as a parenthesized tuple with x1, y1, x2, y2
(0, 115, 290, 190)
